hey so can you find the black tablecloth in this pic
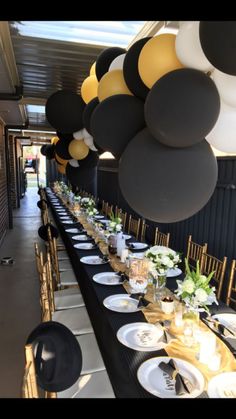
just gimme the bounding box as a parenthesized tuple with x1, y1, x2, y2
(46, 190, 235, 398)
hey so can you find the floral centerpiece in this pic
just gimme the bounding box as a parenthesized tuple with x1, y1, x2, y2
(145, 245, 181, 278)
(107, 211, 122, 233)
(80, 197, 95, 210)
(175, 258, 218, 313)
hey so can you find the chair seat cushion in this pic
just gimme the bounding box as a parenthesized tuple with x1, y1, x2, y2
(60, 270, 78, 286)
(76, 333, 105, 374)
(59, 260, 73, 272)
(52, 306, 93, 335)
(55, 290, 84, 310)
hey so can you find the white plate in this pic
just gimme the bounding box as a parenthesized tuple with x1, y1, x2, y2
(94, 215, 105, 219)
(80, 256, 109, 265)
(54, 205, 63, 208)
(59, 216, 71, 220)
(123, 234, 132, 240)
(129, 242, 149, 250)
(73, 243, 96, 250)
(137, 356, 205, 398)
(65, 228, 81, 234)
(167, 268, 182, 278)
(62, 220, 74, 224)
(129, 252, 145, 259)
(71, 234, 92, 241)
(93, 272, 123, 285)
(103, 294, 140, 313)
(117, 322, 164, 351)
(208, 372, 236, 398)
(212, 313, 236, 333)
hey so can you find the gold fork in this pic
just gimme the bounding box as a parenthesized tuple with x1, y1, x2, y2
(224, 389, 236, 398)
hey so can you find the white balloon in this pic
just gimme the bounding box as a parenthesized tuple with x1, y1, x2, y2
(213, 69, 236, 108)
(73, 129, 83, 140)
(82, 128, 98, 151)
(108, 53, 126, 72)
(69, 159, 80, 167)
(206, 101, 236, 153)
(175, 21, 213, 72)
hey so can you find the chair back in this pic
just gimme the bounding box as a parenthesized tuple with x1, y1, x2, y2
(186, 235, 208, 270)
(22, 344, 39, 398)
(201, 252, 228, 300)
(140, 220, 148, 243)
(127, 215, 141, 240)
(154, 227, 170, 247)
(226, 259, 236, 307)
(115, 207, 127, 231)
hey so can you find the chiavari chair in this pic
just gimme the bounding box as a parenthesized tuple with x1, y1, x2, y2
(201, 252, 228, 300)
(47, 227, 78, 288)
(186, 235, 208, 271)
(105, 204, 114, 218)
(127, 215, 141, 240)
(226, 259, 236, 308)
(101, 200, 107, 215)
(153, 227, 170, 247)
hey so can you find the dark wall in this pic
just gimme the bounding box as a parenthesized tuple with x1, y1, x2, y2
(0, 122, 9, 244)
(97, 157, 236, 298)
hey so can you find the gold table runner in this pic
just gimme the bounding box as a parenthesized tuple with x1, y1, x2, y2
(66, 203, 236, 389)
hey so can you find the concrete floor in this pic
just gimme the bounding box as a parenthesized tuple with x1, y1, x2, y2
(0, 186, 42, 397)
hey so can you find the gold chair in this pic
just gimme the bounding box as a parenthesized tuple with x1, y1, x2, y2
(106, 204, 113, 218)
(101, 201, 107, 215)
(22, 344, 39, 398)
(226, 259, 236, 307)
(47, 227, 78, 288)
(127, 215, 141, 240)
(154, 227, 170, 247)
(201, 252, 228, 300)
(140, 220, 148, 243)
(186, 235, 208, 271)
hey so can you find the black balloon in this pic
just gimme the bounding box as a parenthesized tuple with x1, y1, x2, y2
(57, 132, 74, 142)
(82, 97, 99, 135)
(66, 164, 96, 188)
(55, 138, 72, 160)
(40, 145, 48, 156)
(199, 21, 236, 75)
(123, 37, 151, 100)
(45, 144, 55, 160)
(91, 94, 145, 158)
(38, 223, 59, 241)
(46, 90, 85, 133)
(37, 199, 48, 209)
(119, 128, 218, 223)
(78, 150, 98, 169)
(95, 47, 126, 81)
(145, 68, 220, 148)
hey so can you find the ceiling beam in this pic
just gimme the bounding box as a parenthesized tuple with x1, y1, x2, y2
(127, 21, 165, 49)
(0, 22, 20, 90)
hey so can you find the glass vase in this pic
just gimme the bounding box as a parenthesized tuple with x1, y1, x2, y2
(182, 306, 200, 347)
(154, 272, 167, 303)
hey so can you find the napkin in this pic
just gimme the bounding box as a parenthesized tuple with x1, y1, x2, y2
(102, 255, 109, 262)
(117, 271, 129, 282)
(130, 293, 150, 308)
(158, 359, 193, 396)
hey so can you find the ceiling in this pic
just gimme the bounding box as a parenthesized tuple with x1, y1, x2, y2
(0, 20, 178, 143)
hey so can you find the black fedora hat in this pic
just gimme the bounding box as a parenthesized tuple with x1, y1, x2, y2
(37, 199, 48, 210)
(38, 223, 59, 241)
(26, 321, 83, 392)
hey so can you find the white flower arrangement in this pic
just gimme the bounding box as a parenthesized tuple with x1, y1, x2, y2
(87, 207, 98, 216)
(73, 195, 81, 202)
(107, 211, 122, 233)
(80, 197, 95, 209)
(175, 258, 218, 313)
(145, 245, 181, 277)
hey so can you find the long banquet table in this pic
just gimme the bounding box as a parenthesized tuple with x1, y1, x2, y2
(46, 189, 236, 398)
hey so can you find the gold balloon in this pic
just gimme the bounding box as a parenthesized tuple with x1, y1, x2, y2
(90, 61, 96, 76)
(81, 75, 98, 104)
(69, 139, 89, 160)
(98, 69, 133, 102)
(57, 163, 66, 174)
(138, 34, 184, 88)
(51, 136, 59, 145)
(55, 153, 69, 166)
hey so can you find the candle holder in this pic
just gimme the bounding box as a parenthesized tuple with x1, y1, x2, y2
(128, 257, 149, 293)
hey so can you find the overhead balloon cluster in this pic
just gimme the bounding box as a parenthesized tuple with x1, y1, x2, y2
(42, 21, 236, 222)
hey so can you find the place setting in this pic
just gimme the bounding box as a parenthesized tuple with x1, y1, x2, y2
(65, 228, 85, 234)
(207, 371, 236, 398)
(80, 255, 110, 265)
(73, 242, 98, 250)
(117, 322, 166, 352)
(71, 234, 93, 241)
(93, 271, 127, 286)
(127, 242, 149, 252)
(137, 356, 205, 398)
(103, 294, 142, 313)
